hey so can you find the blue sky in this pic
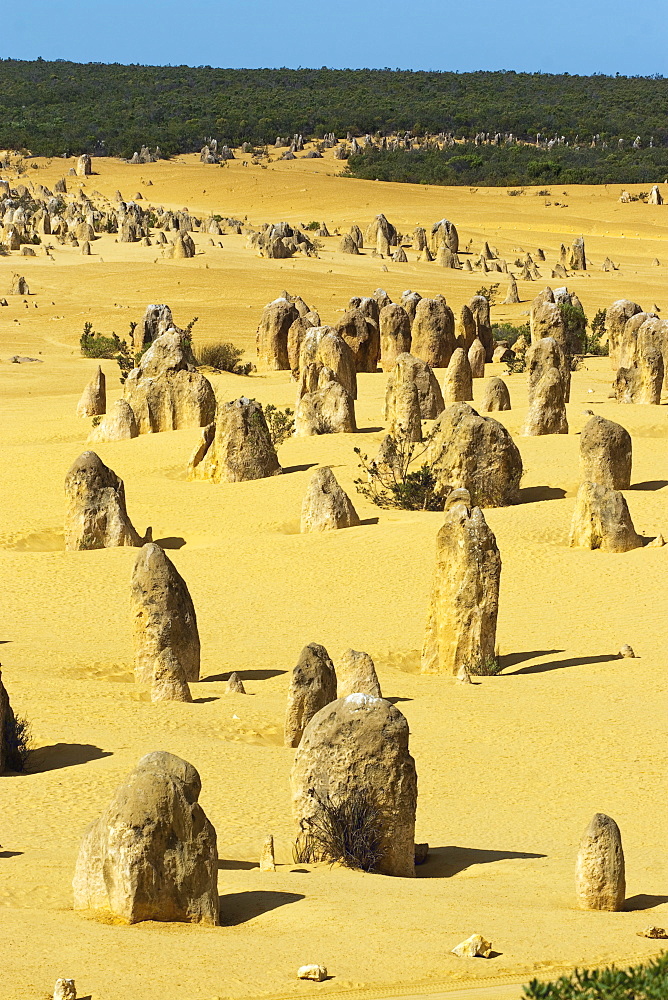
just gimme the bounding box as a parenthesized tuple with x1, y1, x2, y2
(2, 0, 667, 76)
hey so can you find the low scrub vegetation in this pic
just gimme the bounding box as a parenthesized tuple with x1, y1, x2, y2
(293, 791, 385, 873)
(523, 952, 668, 999)
(354, 434, 444, 511)
(195, 342, 253, 375)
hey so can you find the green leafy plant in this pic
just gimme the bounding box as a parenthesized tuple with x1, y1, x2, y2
(264, 404, 294, 446)
(585, 308, 609, 356)
(523, 951, 668, 999)
(80, 321, 123, 359)
(354, 433, 444, 511)
(195, 341, 253, 375)
(468, 654, 503, 676)
(505, 356, 527, 375)
(293, 791, 385, 873)
(304, 220, 321, 230)
(492, 321, 530, 346)
(559, 302, 587, 355)
(476, 284, 499, 305)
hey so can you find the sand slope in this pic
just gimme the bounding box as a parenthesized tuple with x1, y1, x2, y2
(0, 151, 666, 1000)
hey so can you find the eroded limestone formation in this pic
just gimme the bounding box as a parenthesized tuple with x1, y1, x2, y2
(442, 348, 473, 404)
(87, 400, 139, 443)
(580, 415, 632, 489)
(291, 694, 417, 877)
(299, 326, 357, 399)
(284, 643, 337, 747)
(575, 813, 625, 911)
(294, 370, 356, 436)
(384, 357, 422, 442)
(300, 467, 360, 532)
(422, 496, 501, 675)
(480, 377, 511, 412)
(335, 307, 380, 373)
(64, 452, 146, 550)
(522, 367, 568, 436)
(130, 543, 200, 701)
(569, 481, 642, 552)
(256, 297, 299, 370)
(76, 366, 106, 418)
(385, 353, 444, 419)
(188, 397, 281, 482)
(379, 304, 412, 370)
(468, 337, 486, 378)
(411, 297, 456, 368)
(337, 649, 382, 699)
(73, 752, 219, 924)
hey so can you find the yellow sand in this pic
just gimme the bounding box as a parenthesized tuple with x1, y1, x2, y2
(0, 149, 667, 1000)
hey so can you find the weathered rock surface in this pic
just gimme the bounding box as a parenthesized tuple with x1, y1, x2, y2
(130, 542, 200, 699)
(575, 813, 625, 911)
(337, 649, 382, 699)
(335, 307, 380, 373)
(73, 751, 219, 924)
(569, 481, 642, 552)
(526, 335, 571, 407)
(138, 304, 173, 349)
(225, 672, 246, 694)
(468, 338, 486, 378)
(125, 331, 216, 434)
(300, 467, 360, 532)
(614, 343, 664, 405)
(87, 399, 138, 442)
(384, 356, 422, 441)
(297, 965, 327, 982)
(411, 297, 456, 368)
(259, 834, 276, 871)
(522, 367, 569, 436)
(284, 643, 337, 747)
(385, 353, 444, 419)
(580, 415, 632, 489)
(77, 366, 106, 417)
(427, 403, 522, 506)
(379, 304, 412, 370)
(469, 295, 494, 361)
(188, 397, 281, 482)
(64, 452, 146, 550)
(291, 694, 417, 877)
(299, 326, 357, 399)
(256, 297, 299, 369)
(605, 300, 643, 369)
(452, 935, 493, 959)
(480, 377, 511, 412)
(53, 978, 76, 1000)
(422, 497, 501, 675)
(294, 371, 356, 436)
(442, 348, 473, 403)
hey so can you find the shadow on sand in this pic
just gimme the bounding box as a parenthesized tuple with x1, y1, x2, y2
(418, 846, 546, 879)
(219, 890, 304, 924)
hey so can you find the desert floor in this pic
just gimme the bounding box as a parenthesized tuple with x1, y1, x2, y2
(0, 147, 666, 1000)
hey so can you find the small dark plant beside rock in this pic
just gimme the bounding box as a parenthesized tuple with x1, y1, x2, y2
(4, 712, 32, 772)
(354, 433, 444, 512)
(264, 404, 294, 446)
(195, 341, 253, 375)
(80, 322, 123, 359)
(293, 791, 385, 872)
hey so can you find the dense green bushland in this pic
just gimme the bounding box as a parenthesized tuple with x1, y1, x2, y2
(523, 951, 668, 999)
(0, 59, 667, 157)
(345, 144, 668, 187)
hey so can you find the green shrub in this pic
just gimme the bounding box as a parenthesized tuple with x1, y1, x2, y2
(585, 308, 609, 356)
(492, 321, 530, 346)
(80, 321, 123, 359)
(264, 404, 294, 446)
(523, 952, 668, 999)
(4, 711, 32, 772)
(559, 302, 587, 355)
(468, 655, 503, 676)
(195, 341, 252, 375)
(293, 791, 385, 872)
(354, 434, 444, 511)
(476, 284, 499, 305)
(304, 221, 321, 231)
(505, 356, 527, 375)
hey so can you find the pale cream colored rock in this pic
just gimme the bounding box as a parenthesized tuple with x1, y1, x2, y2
(442, 348, 473, 403)
(53, 979, 76, 1000)
(385, 362, 422, 442)
(647, 533, 665, 547)
(76, 366, 106, 417)
(284, 643, 337, 747)
(385, 353, 444, 420)
(569, 482, 642, 553)
(138, 303, 173, 350)
(411, 297, 456, 368)
(335, 307, 380, 373)
(521, 367, 568, 436)
(259, 834, 276, 872)
(614, 342, 664, 405)
(456, 664, 472, 685)
(294, 372, 356, 436)
(637, 926, 668, 938)
(468, 295, 494, 361)
(504, 276, 520, 304)
(87, 399, 138, 442)
(618, 644, 635, 658)
(422, 499, 501, 675)
(337, 649, 382, 699)
(427, 403, 522, 507)
(458, 304, 476, 352)
(468, 338, 486, 378)
(188, 397, 281, 482)
(605, 300, 643, 369)
(575, 813, 625, 911)
(297, 965, 327, 982)
(300, 467, 360, 532)
(452, 934, 493, 958)
(73, 752, 219, 924)
(526, 335, 571, 406)
(379, 303, 412, 370)
(225, 672, 246, 693)
(124, 331, 215, 434)
(130, 543, 200, 691)
(299, 326, 357, 399)
(579, 415, 632, 489)
(256, 297, 299, 369)
(291, 694, 417, 877)
(64, 451, 146, 551)
(480, 377, 511, 412)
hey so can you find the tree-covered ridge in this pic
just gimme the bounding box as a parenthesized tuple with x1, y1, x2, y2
(344, 144, 668, 187)
(0, 59, 667, 157)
